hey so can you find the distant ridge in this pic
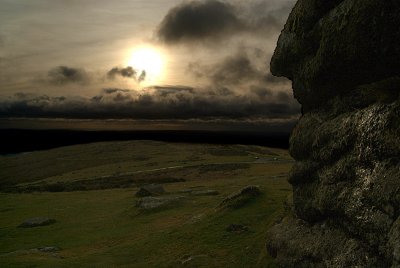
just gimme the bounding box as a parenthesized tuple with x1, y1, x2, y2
(0, 129, 290, 154)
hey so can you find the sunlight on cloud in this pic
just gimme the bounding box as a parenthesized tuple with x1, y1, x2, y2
(126, 46, 165, 85)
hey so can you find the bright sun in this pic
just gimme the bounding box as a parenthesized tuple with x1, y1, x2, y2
(127, 47, 164, 84)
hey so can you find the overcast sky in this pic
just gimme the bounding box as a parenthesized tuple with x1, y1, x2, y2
(0, 0, 299, 131)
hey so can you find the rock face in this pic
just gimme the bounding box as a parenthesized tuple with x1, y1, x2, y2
(267, 0, 400, 267)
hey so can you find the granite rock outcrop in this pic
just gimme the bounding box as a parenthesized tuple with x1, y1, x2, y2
(267, 0, 400, 266)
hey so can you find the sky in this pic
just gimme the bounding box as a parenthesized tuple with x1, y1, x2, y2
(0, 0, 299, 132)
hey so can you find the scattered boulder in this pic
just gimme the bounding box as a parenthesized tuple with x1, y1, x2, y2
(135, 184, 165, 197)
(37, 247, 61, 253)
(190, 190, 219, 196)
(18, 217, 56, 228)
(186, 214, 205, 224)
(219, 185, 261, 209)
(136, 196, 183, 210)
(226, 224, 249, 233)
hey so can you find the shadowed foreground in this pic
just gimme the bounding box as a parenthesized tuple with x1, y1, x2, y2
(0, 141, 292, 267)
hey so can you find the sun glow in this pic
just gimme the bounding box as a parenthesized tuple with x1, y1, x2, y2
(127, 47, 164, 84)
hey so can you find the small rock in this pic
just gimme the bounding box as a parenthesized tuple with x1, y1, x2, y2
(190, 190, 219, 196)
(219, 185, 262, 209)
(1, 246, 61, 257)
(135, 184, 166, 197)
(38, 247, 61, 253)
(136, 196, 183, 210)
(18, 217, 56, 228)
(179, 186, 207, 194)
(226, 224, 249, 233)
(186, 213, 205, 224)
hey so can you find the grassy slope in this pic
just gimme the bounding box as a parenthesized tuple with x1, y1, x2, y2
(0, 141, 292, 267)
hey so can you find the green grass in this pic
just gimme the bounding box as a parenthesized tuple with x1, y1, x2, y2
(0, 141, 292, 267)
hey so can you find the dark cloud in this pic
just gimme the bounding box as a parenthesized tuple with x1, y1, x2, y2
(157, 0, 242, 44)
(107, 66, 136, 79)
(151, 86, 195, 97)
(0, 86, 300, 120)
(183, 51, 298, 118)
(47, 66, 89, 85)
(157, 0, 295, 44)
(102, 88, 131, 94)
(187, 51, 289, 86)
(138, 70, 146, 83)
(210, 54, 262, 85)
(107, 66, 146, 82)
(250, 86, 273, 98)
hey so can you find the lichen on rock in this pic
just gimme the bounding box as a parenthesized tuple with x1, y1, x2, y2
(266, 0, 400, 267)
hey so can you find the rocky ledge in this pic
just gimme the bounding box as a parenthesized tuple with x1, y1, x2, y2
(266, 0, 400, 267)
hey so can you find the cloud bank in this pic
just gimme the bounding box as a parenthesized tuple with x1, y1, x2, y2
(0, 85, 299, 120)
(0, 0, 299, 130)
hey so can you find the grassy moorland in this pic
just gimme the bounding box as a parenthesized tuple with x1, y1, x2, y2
(0, 141, 292, 267)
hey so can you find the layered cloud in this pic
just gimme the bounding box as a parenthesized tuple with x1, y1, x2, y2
(0, 0, 299, 130)
(157, 0, 298, 125)
(40, 65, 147, 87)
(0, 85, 299, 120)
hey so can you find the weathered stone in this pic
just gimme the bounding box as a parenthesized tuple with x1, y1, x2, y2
(135, 196, 183, 210)
(219, 185, 261, 209)
(135, 184, 166, 197)
(18, 217, 56, 228)
(271, 0, 400, 112)
(38, 247, 61, 253)
(190, 190, 219, 196)
(2, 246, 61, 257)
(266, 0, 400, 266)
(267, 214, 383, 267)
(226, 224, 249, 233)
